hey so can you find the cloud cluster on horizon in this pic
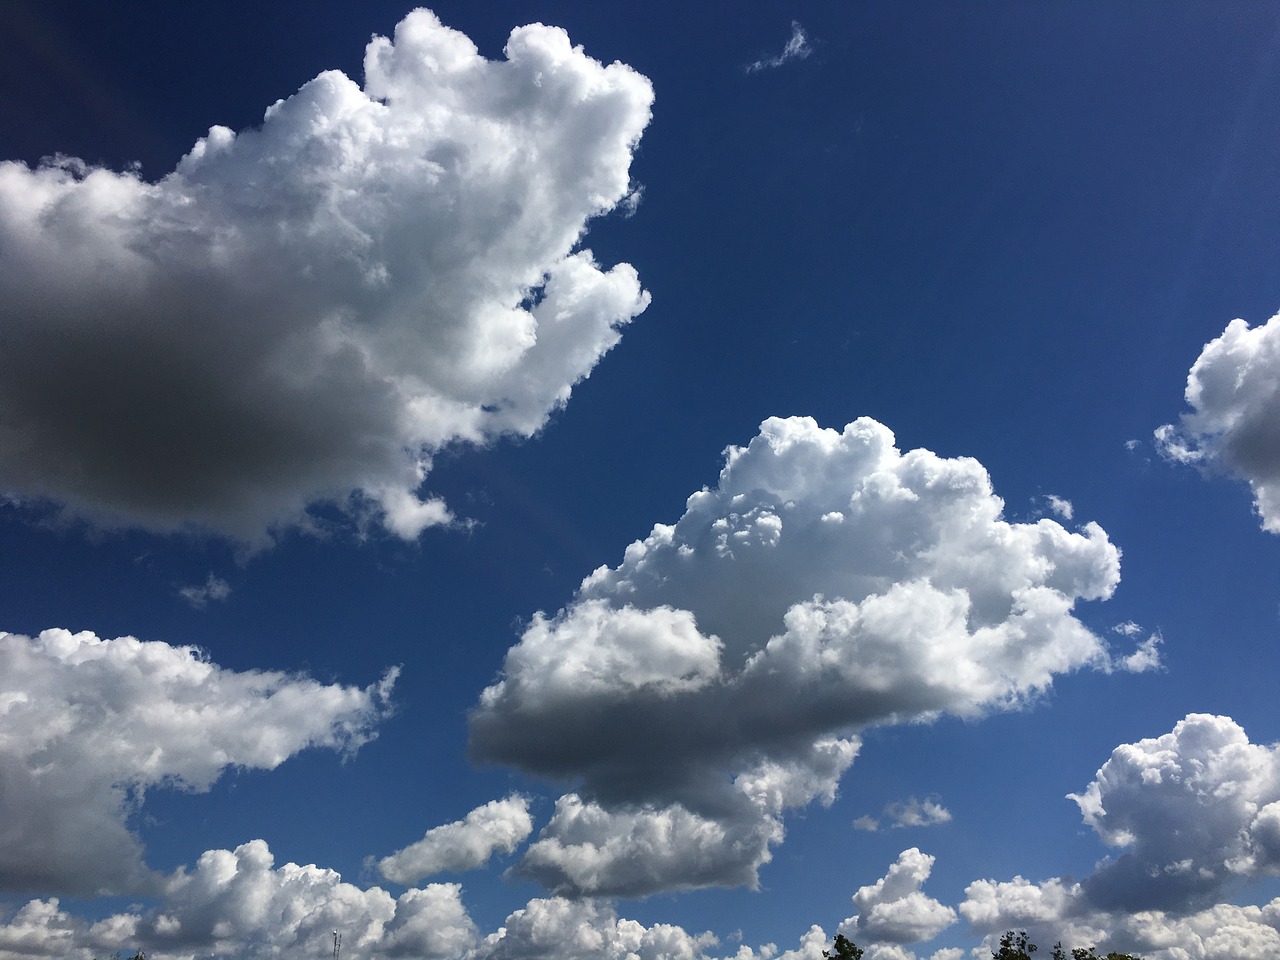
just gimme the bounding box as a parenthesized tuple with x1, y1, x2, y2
(0, 9, 652, 542)
(0, 628, 395, 897)
(962, 713, 1280, 957)
(1158, 312, 1280, 532)
(470, 416, 1147, 897)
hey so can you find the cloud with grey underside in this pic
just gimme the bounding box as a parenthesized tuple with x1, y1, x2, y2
(0, 9, 652, 542)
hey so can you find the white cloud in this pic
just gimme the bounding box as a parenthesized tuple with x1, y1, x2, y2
(471, 417, 1133, 895)
(477, 896, 718, 960)
(0, 9, 652, 542)
(842, 848, 956, 944)
(959, 714, 1280, 958)
(960, 876, 1280, 960)
(376, 795, 533, 885)
(0, 840, 477, 960)
(1157, 313, 1280, 532)
(746, 22, 812, 74)
(1071, 713, 1280, 912)
(854, 815, 881, 832)
(883, 797, 952, 830)
(0, 628, 394, 895)
(1045, 495, 1074, 521)
(177, 572, 231, 608)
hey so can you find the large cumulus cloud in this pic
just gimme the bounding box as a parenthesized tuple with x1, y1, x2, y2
(1157, 312, 1280, 532)
(471, 416, 1137, 896)
(0, 8, 651, 541)
(0, 628, 394, 895)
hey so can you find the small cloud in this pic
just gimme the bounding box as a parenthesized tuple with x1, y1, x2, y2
(178, 573, 232, 609)
(1045, 495, 1074, 521)
(884, 796, 952, 829)
(1117, 633, 1162, 674)
(619, 182, 644, 218)
(746, 21, 812, 74)
(1124, 438, 1142, 452)
(1112, 620, 1143, 637)
(853, 815, 880, 832)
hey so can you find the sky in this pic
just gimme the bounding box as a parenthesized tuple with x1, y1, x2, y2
(2, 2, 1280, 958)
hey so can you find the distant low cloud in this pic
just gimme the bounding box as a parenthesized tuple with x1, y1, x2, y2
(842, 849, 956, 945)
(177, 572, 231, 608)
(746, 22, 812, 74)
(0, 840, 476, 960)
(1157, 312, 1280, 532)
(0, 628, 394, 896)
(471, 416, 1137, 896)
(961, 713, 1280, 958)
(376, 796, 533, 885)
(0, 9, 651, 543)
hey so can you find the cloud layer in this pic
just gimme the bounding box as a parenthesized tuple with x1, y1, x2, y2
(0, 628, 393, 895)
(0, 9, 652, 541)
(1157, 313, 1280, 532)
(472, 416, 1132, 895)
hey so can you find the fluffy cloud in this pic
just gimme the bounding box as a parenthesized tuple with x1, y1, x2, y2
(1157, 313, 1280, 532)
(961, 878, 1280, 960)
(0, 840, 476, 960)
(841, 849, 956, 944)
(960, 714, 1280, 958)
(0, 8, 651, 541)
(472, 417, 1134, 895)
(478, 896, 717, 960)
(376, 796, 533, 885)
(1072, 713, 1280, 912)
(0, 628, 394, 895)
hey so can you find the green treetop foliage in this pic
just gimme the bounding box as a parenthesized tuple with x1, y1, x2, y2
(992, 930, 1143, 960)
(823, 933, 864, 960)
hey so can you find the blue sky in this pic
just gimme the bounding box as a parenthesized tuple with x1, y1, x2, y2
(3, 3, 1280, 958)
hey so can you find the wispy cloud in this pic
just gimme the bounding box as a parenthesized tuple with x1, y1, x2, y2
(177, 572, 231, 608)
(746, 21, 812, 74)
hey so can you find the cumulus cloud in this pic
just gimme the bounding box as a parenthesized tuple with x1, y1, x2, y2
(478, 896, 718, 960)
(0, 628, 394, 895)
(841, 849, 956, 944)
(960, 714, 1280, 958)
(177, 572, 231, 608)
(746, 22, 812, 74)
(0, 840, 476, 960)
(1072, 713, 1280, 912)
(0, 9, 652, 542)
(471, 416, 1134, 895)
(961, 877, 1280, 960)
(376, 796, 533, 885)
(1157, 312, 1280, 532)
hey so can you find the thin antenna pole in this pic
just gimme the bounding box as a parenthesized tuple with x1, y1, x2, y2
(332, 930, 342, 960)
